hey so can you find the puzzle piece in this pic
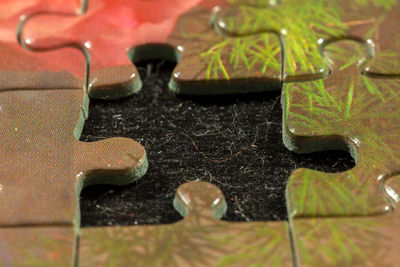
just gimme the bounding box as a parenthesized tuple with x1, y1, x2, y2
(0, 0, 86, 89)
(19, 0, 283, 96)
(289, 175, 400, 266)
(283, 40, 400, 217)
(79, 181, 292, 266)
(215, 0, 400, 80)
(167, 5, 282, 94)
(0, 227, 74, 266)
(0, 89, 148, 226)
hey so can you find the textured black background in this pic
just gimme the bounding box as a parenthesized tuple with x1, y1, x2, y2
(79, 60, 355, 227)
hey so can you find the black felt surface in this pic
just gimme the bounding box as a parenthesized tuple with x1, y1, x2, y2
(79, 60, 355, 227)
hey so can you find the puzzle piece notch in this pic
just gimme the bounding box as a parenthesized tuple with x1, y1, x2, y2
(20, 0, 284, 96)
(284, 39, 400, 218)
(79, 181, 292, 266)
(214, 0, 400, 80)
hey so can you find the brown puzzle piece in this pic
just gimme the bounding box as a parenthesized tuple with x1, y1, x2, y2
(0, 50, 147, 264)
(0, 1, 151, 265)
(79, 181, 292, 266)
(0, 89, 147, 226)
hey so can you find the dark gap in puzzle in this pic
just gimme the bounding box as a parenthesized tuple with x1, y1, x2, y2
(79, 59, 355, 227)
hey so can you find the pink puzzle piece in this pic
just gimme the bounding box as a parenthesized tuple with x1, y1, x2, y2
(0, 0, 86, 89)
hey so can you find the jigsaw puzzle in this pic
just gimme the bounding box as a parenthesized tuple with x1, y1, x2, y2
(1, 0, 400, 265)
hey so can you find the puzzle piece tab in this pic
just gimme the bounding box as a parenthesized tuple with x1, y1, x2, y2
(79, 181, 292, 266)
(215, 0, 400, 80)
(284, 40, 400, 217)
(20, 0, 283, 96)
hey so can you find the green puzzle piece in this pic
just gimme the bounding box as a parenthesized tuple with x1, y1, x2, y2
(79, 181, 292, 266)
(215, 0, 400, 81)
(284, 40, 400, 217)
(290, 175, 400, 266)
(167, 6, 282, 94)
